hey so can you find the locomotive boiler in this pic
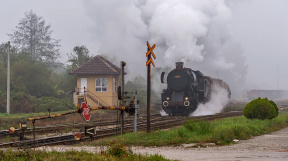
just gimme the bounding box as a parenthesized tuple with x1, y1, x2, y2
(161, 62, 231, 116)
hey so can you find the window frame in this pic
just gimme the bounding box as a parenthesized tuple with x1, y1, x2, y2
(113, 78, 117, 92)
(95, 78, 107, 92)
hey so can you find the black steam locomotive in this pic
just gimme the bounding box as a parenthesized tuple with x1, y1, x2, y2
(161, 62, 231, 116)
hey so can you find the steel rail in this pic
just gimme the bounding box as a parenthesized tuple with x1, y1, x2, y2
(0, 111, 242, 148)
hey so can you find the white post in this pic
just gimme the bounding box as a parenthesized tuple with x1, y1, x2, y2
(7, 41, 10, 114)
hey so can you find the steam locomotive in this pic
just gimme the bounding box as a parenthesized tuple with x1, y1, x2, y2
(161, 62, 231, 116)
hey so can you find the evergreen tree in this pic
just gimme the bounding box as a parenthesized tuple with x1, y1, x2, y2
(8, 10, 61, 66)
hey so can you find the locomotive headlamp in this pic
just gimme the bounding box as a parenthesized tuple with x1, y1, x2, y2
(166, 97, 170, 100)
(163, 101, 169, 107)
(184, 101, 190, 106)
(185, 97, 188, 101)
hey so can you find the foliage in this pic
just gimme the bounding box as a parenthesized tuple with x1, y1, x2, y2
(35, 97, 76, 113)
(269, 100, 279, 116)
(91, 112, 288, 146)
(52, 70, 76, 94)
(0, 43, 19, 67)
(105, 138, 129, 158)
(67, 45, 90, 71)
(8, 10, 61, 66)
(11, 57, 57, 98)
(10, 91, 37, 113)
(0, 44, 77, 114)
(125, 75, 161, 114)
(243, 97, 277, 120)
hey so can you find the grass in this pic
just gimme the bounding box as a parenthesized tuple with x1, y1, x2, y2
(0, 110, 77, 130)
(221, 101, 247, 112)
(88, 112, 288, 146)
(0, 110, 120, 130)
(0, 149, 172, 161)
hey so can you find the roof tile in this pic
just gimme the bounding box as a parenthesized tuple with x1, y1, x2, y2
(70, 55, 121, 75)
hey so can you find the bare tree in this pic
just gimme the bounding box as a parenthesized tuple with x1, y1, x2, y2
(8, 10, 61, 65)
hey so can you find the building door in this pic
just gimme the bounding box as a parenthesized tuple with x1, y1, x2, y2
(80, 78, 87, 95)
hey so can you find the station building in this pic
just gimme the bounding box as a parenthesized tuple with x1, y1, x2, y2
(70, 55, 121, 107)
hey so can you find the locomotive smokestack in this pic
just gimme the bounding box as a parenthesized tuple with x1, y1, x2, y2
(176, 62, 184, 69)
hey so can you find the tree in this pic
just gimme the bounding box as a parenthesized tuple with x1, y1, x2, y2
(11, 55, 56, 98)
(67, 45, 90, 71)
(0, 43, 19, 67)
(8, 10, 60, 66)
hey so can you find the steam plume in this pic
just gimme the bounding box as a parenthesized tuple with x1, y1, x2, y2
(191, 86, 229, 116)
(83, 0, 247, 97)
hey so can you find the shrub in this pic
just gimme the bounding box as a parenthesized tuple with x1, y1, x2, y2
(106, 139, 129, 158)
(269, 100, 279, 116)
(35, 97, 76, 112)
(243, 97, 277, 120)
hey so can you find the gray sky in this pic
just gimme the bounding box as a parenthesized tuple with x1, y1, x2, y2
(0, 0, 288, 92)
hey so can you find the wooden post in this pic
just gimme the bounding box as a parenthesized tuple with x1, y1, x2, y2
(145, 41, 156, 133)
(147, 50, 151, 133)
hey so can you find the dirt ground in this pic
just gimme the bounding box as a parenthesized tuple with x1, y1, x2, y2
(132, 127, 288, 161)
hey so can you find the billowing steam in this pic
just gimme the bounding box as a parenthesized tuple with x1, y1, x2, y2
(191, 86, 229, 116)
(83, 0, 247, 97)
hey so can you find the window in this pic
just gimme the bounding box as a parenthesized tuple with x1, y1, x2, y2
(95, 78, 107, 92)
(113, 78, 117, 92)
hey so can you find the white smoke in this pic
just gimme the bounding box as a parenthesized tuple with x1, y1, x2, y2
(160, 110, 168, 116)
(141, 0, 231, 66)
(191, 86, 229, 116)
(83, 0, 247, 97)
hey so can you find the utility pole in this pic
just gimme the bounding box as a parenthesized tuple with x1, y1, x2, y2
(120, 61, 126, 134)
(7, 41, 10, 114)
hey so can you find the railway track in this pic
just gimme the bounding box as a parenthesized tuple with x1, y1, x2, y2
(0, 114, 161, 138)
(0, 111, 242, 148)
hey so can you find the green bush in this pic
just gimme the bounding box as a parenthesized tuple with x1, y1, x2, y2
(35, 97, 76, 113)
(243, 97, 277, 120)
(106, 139, 129, 158)
(269, 100, 279, 116)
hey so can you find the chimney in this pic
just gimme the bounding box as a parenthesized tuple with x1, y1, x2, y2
(176, 62, 184, 69)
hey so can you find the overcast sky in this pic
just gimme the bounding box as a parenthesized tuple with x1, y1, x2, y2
(0, 0, 288, 93)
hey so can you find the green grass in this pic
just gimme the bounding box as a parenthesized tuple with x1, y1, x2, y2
(0, 110, 76, 130)
(0, 149, 172, 161)
(90, 112, 288, 146)
(0, 110, 74, 119)
(221, 101, 247, 112)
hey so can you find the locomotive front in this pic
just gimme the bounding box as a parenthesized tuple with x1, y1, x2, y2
(161, 62, 201, 116)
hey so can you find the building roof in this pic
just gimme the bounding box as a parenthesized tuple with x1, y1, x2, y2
(70, 55, 121, 75)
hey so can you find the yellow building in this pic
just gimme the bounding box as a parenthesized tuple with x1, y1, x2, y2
(70, 55, 121, 107)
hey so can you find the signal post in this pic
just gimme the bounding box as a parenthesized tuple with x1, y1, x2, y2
(146, 41, 156, 133)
